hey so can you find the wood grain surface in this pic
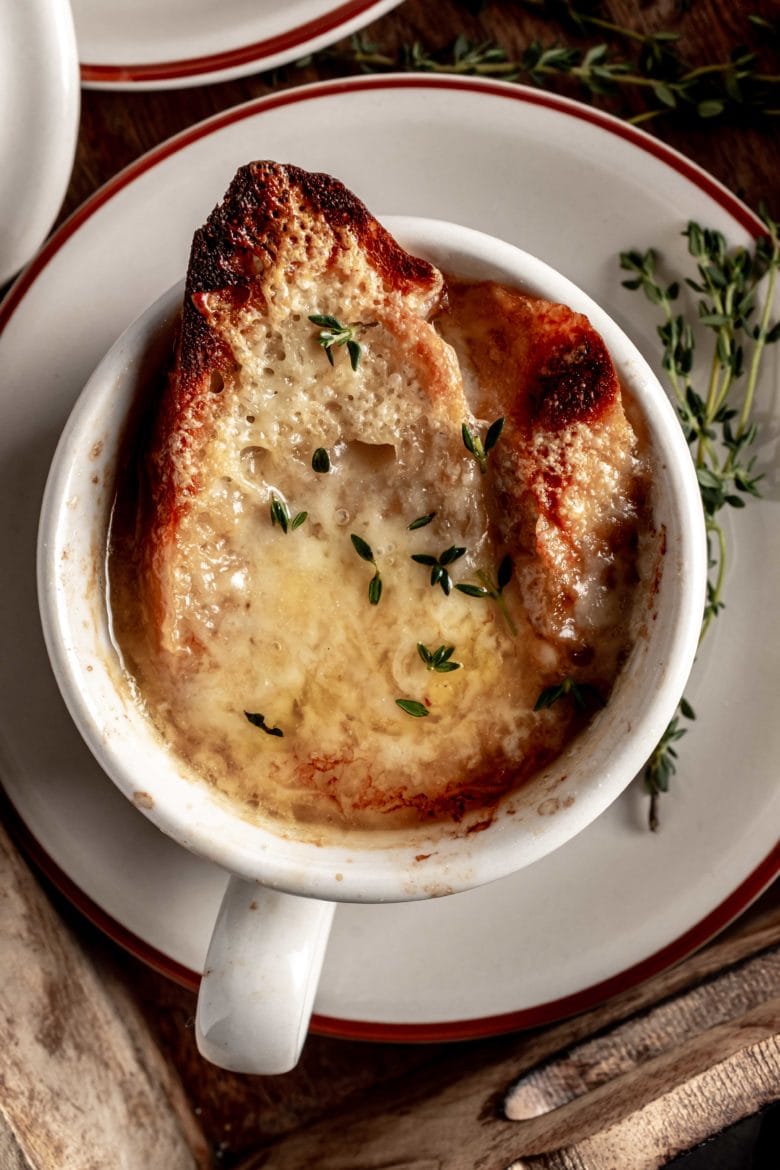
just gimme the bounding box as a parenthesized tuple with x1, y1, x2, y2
(0, 821, 209, 1170)
(47, 881, 780, 1168)
(2, 1, 779, 1167)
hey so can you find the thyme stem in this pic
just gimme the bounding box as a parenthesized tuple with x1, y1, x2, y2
(307, 14, 780, 127)
(736, 229, 780, 441)
(621, 211, 780, 828)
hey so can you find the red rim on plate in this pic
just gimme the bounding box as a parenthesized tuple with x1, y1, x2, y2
(79, 1, 393, 85)
(2, 75, 777, 1042)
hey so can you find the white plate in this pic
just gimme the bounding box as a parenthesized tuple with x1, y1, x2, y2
(72, 0, 403, 89)
(1, 77, 778, 1041)
(0, 0, 79, 283)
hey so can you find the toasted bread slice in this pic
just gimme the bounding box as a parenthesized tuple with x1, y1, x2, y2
(112, 163, 650, 833)
(146, 161, 470, 650)
(439, 281, 646, 643)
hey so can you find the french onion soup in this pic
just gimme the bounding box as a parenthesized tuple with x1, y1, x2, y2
(107, 163, 657, 839)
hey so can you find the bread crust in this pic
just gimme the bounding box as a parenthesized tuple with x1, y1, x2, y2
(180, 162, 441, 387)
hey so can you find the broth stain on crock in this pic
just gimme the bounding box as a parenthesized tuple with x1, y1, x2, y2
(428, 884, 455, 897)
(132, 790, 154, 810)
(405, 878, 455, 898)
(537, 796, 561, 816)
(90, 439, 104, 460)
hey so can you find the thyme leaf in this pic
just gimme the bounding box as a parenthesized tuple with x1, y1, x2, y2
(455, 555, 516, 634)
(643, 701, 698, 830)
(396, 698, 429, 718)
(308, 314, 377, 371)
(351, 533, 382, 604)
(417, 642, 462, 673)
(269, 495, 288, 533)
(534, 678, 605, 712)
(454, 582, 490, 598)
(411, 544, 467, 595)
(312, 447, 331, 473)
(496, 552, 514, 592)
(350, 533, 374, 562)
(408, 511, 437, 530)
(270, 494, 307, 534)
(244, 711, 284, 737)
(462, 417, 504, 473)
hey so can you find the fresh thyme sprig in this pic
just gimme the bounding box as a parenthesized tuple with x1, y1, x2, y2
(308, 314, 377, 370)
(641, 698, 696, 832)
(316, 20, 779, 126)
(350, 533, 383, 604)
(411, 544, 467, 595)
(534, 677, 605, 712)
(462, 417, 504, 473)
(270, 494, 307, 533)
(417, 643, 462, 673)
(621, 210, 780, 829)
(455, 554, 517, 635)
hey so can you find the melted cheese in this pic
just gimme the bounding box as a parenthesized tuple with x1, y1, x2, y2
(109, 280, 651, 838)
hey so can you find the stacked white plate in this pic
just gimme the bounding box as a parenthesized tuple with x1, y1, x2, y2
(0, 0, 79, 284)
(71, 0, 404, 88)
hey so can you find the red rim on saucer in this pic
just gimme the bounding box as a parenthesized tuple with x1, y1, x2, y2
(79, 1, 399, 86)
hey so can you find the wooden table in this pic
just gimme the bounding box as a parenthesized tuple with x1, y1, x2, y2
(2, 2, 779, 1167)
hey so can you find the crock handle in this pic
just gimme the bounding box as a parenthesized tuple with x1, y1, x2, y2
(195, 875, 335, 1074)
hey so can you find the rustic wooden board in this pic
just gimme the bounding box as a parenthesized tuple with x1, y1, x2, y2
(223, 896, 780, 1168)
(0, 822, 209, 1170)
